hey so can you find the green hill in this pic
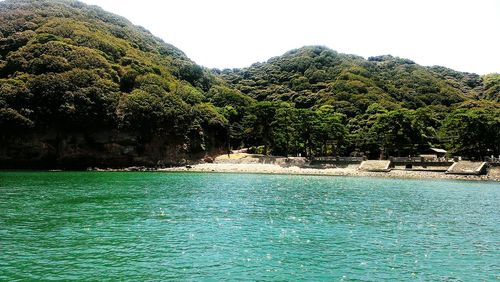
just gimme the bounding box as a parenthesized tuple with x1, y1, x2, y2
(217, 46, 499, 158)
(0, 1, 498, 167)
(219, 46, 493, 115)
(0, 0, 231, 168)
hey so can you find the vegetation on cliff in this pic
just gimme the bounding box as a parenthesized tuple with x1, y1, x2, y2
(0, 0, 498, 167)
(0, 0, 231, 166)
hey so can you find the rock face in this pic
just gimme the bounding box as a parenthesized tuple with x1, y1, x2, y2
(0, 130, 224, 169)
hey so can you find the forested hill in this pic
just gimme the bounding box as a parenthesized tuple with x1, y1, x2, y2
(218, 46, 498, 114)
(0, 0, 498, 168)
(217, 46, 499, 159)
(0, 0, 234, 168)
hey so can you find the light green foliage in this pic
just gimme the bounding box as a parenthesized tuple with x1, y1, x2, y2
(482, 73, 500, 101)
(208, 85, 254, 110)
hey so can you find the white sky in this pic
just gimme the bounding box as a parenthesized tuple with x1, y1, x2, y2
(78, 0, 499, 74)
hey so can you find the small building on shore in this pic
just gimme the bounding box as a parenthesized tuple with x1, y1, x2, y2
(419, 148, 447, 160)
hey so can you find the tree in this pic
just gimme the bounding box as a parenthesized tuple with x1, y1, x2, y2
(370, 109, 428, 158)
(188, 103, 228, 152)
(313, 106, 347, 156)
(0, 108, 33, 133)
(271, 104, 300, 156)
(243, 101, 278, 155)
(440, 108, 500, 158)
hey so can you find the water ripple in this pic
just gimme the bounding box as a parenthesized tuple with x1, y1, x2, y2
(0, 172, 498, 280)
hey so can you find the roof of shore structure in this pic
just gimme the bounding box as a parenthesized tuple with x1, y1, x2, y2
(430, 148, 447, 153)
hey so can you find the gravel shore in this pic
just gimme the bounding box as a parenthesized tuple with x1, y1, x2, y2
(159, 163, 500, 182)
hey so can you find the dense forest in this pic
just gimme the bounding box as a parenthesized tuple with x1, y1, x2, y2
(218, 47, 500, 159)
(0, 0, 499, 168)
(0, 0, 229, 167)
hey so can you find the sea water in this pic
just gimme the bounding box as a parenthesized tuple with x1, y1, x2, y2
(0, 172, 498, 280)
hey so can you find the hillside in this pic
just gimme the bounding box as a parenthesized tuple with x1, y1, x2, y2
(0, 0, 498, 168)
(217, 46, 499, 158)
(0, 0, 231, 168)
(219, 46, 496, 115)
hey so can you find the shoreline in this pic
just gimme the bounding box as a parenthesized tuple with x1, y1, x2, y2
(3, 163, 498, 182)
(158, 163, 500, 182)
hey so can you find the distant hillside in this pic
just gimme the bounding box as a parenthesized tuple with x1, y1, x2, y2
(217, 46, 499, 158)
(218, 46, 497, 116)
(480, 73, 500, 101)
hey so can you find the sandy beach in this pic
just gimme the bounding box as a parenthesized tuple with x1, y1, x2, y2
(159, 163, 500, 182)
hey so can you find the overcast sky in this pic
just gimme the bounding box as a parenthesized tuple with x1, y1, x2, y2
(78, 0, 499, 74)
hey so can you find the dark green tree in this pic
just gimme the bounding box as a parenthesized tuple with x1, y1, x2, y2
(370, 109, 428, 158)
(440, 108, 500, 158)
(243, 101, 278, 155)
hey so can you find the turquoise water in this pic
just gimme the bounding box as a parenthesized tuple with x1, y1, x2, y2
(0, 172, 498, 281)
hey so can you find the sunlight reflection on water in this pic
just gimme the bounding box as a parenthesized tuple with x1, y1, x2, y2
(0, 172, 498, 280)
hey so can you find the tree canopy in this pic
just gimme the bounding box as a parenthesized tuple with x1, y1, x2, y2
(0, 0, 499, 167)
(0, 0, 232, 159)
(218, 46, 500, 159)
